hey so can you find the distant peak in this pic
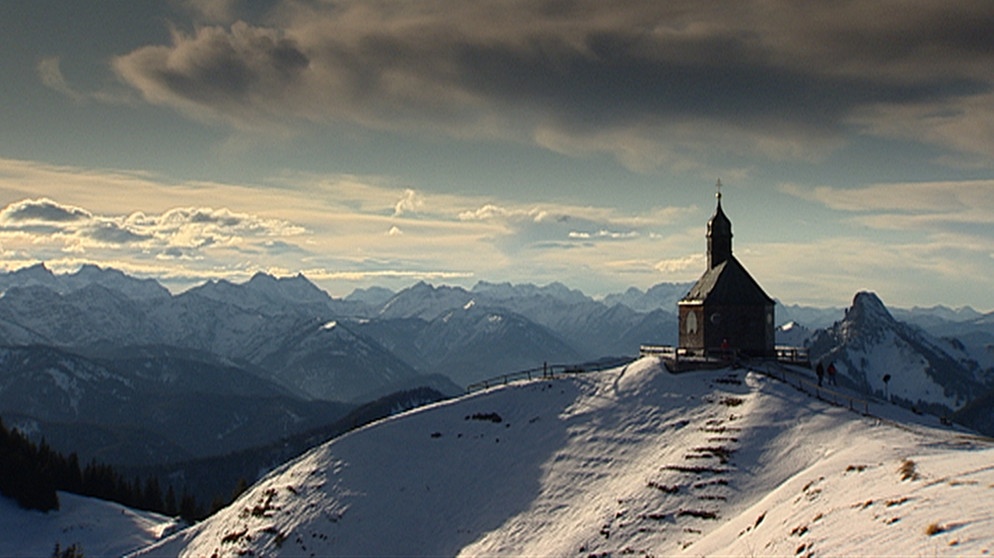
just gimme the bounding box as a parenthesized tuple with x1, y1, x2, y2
(18, 262, 53, 276)
(848, 291, 895, 323)
(248, 271, 276, 283)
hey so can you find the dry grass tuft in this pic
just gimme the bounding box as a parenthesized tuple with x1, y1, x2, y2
(924, 522, 944, 536)
(899, 459, 920, 481)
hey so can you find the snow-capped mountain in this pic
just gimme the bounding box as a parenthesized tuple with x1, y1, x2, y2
(776, 320, 813, 346)
(185, 272, 333, 313)
(808, 291, 989, 416)
(602, 281, 692, 312)
(364, 303, 585, 386)
(775, 302, 844, 331)
(368, 281, 679, 365)
(471, 280, 591, 306)
(377, 281, 475, 320)
(0, 283, 161, 348)
(0, 263, 169, 301)
(342, 285, 395, 308)
(252, 317, 434, 401)
(134, 357, 994, 557)
(0, 270, 445, 402)
(892, 304, 984, 330)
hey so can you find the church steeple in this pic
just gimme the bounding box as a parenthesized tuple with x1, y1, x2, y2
(707, 179, 732, 269)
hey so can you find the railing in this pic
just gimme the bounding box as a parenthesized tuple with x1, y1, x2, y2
(752, 360, 870, 414)
(465, 357, 635, 393)
(641, 344, 810, 367)
(775, 345, 810, 366)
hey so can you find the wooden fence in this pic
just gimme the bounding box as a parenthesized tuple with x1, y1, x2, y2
(465, 357, 635, 393)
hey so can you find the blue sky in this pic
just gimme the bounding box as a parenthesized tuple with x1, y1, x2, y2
(1, 0, 993, 310)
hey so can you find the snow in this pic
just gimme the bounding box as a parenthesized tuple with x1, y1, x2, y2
(0, 492, 180, 557)
(133, 357, 994, 557)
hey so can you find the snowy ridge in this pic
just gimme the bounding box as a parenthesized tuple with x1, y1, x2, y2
(133, 358, 994, 557)
(0, 263, 169, 301)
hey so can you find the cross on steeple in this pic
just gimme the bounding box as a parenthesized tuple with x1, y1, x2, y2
(706, 179, 732, 269)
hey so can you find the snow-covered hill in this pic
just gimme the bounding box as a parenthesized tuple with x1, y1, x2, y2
(0, 491, 179, 557)
(134, 357, 994, 557)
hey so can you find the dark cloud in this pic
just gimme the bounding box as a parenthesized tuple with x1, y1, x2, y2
(113, 0, 994, 164)
(115, 21, 308, 124)
(85, 222, 151, 244)
(0, 198, 91, 223)
(188, 209, 243, 226)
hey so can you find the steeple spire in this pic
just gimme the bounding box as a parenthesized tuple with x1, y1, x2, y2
(707, 179, 732, 269)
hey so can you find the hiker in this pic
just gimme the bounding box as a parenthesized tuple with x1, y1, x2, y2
(827, 362, 838, 386)
(815, 362, 824, 387)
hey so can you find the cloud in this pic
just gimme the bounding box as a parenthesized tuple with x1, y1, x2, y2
(85, 222, 152, 245)
(111, 1, 994, 169)
(393, 189, 424, 217)
(568, 229, 639, 240)
(748, 233, 994, 309)
(0, 198, 92, 223)
(114, 21, 310, 130)
(0, 160, 714, 297)
(781, 180, 994, 222)
(849, 92, 994, 168)
(0, 198, 306, 258)
(37, 57, 86, 102)
(654, 254, 705, 274)
(301, 268, 474, 282)
(180, 0, 239, 23)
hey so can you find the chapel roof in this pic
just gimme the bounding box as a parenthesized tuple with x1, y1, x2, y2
(680, 255, 774, 306)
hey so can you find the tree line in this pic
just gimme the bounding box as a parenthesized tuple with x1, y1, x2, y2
(0, 417, 239, 521)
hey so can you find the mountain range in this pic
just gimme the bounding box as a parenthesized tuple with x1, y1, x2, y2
(2, 264, 993, 467)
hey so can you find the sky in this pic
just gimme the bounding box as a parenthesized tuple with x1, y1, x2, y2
(0, 0, 993, 310)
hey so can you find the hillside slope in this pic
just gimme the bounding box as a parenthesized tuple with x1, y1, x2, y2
(0, 491, 179, 557)
(135, 358, 993, 557)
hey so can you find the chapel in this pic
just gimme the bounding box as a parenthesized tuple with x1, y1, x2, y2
(678, 183, 775, 357)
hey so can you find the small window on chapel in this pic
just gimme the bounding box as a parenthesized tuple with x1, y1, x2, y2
(686, 311, 698, 334)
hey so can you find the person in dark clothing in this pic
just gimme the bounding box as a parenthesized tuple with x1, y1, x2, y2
(815, 362, 824, 387)
(827, 362, 838, 386)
